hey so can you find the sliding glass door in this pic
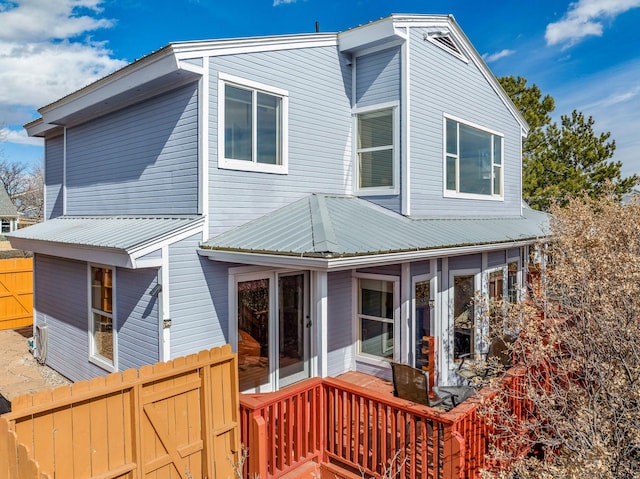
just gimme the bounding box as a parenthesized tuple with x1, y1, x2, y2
(236, 271, 310, 392)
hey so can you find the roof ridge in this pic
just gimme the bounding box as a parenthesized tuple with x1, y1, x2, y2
(309, 194, 340, 253)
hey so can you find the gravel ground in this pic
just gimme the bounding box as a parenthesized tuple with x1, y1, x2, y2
(0, 327, 71, 403)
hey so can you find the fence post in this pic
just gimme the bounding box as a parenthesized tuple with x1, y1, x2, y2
(442, 426, 464, 479)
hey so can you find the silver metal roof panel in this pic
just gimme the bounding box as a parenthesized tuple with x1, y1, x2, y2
(202, 194, 549, 258)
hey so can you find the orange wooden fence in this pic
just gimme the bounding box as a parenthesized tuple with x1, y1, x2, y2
(0, 258, 33, 330)
(0, 346, 240, 479)
(241, 370, 527, 479)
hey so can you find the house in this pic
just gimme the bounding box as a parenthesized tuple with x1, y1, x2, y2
(9, 14, 548, 392)
(0, 186, 19, 233)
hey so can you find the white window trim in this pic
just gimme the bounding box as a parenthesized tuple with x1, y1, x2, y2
(218, 72, 289, 175)
(352, 272, 400, 367)
(353, 101, 400, 196)
(449, 268, 480, 362)
(442, 114, 504, 201)
(88, 263, 117, 372)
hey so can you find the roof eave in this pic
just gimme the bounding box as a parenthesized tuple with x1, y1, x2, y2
(8, 216, 205, 269)
(198, 238, 542, 272)
(9, 237, 135, 268)
(28, 46, 202, 136)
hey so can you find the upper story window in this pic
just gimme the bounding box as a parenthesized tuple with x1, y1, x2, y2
(218, 73, 288, 174)
(355, 103, 399, 195)
(444, 116, 503, 199)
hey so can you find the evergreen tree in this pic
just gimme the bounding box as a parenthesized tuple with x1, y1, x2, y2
(499, 76, 637, 210)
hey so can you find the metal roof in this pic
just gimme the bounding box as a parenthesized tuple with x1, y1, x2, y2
(8, 215, 204, 251)
(201, 194, 549, 258)
(8, 215, 205, 269)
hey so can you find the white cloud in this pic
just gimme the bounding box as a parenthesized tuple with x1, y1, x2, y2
(273, 0, 297, 6)
(0, 0, 126, 141)
(0, 128, 42, 147)
(546, 0, 640, 47)
(482, 49, 516, 63)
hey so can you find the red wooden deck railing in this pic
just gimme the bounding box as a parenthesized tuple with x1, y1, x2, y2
(240, 369, 526, 479)
(240, 378, 324, 479)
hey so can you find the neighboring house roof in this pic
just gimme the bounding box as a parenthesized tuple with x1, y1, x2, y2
(0, 187, 18, 218)
(7, 215, 205, 268)
(199, 194, 549, 270)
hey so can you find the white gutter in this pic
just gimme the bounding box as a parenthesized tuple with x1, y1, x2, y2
(198, 238, 540, 272)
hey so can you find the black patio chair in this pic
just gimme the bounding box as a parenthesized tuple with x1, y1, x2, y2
(391, 362, 472, 409)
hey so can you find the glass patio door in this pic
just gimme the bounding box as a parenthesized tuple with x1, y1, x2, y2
(236, 271, 310, 392)
(278, 272, 310, 388)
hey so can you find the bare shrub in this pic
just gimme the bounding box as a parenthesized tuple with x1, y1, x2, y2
(481, 190, 640, 479)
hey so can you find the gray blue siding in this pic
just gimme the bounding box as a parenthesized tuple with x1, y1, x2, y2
(448, 254, 482, 271)
(169, 233, 228, 358)
(34, 255, 104, 381)
(326, 270, 353, 377)
(44, 136, 64, 219)
(65, 82, 199, 215)
(488, 250, 506, 268)
(355, 47, 401, 107)
(208, 46, 353, 237)
(117, 268, 159, 370)
(34, 254, 162, 381)
(407, 28, 522, 217)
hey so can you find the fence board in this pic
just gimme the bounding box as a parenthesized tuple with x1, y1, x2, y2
(0, 258, 33, 330)
(2, 346, 239, 479)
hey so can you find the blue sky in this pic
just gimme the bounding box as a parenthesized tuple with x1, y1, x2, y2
(1, 0, 639, 176)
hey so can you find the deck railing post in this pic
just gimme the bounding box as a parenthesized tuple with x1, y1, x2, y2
(249, 415, 268, 479)
(442, 425, 464, 479)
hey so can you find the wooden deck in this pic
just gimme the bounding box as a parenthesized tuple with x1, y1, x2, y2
(335, 371, 394, 394)
(240, 368, 528, 479)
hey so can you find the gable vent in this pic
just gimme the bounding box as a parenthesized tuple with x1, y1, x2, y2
(424, 31, 467, 62)
(432, 35, 460, 54)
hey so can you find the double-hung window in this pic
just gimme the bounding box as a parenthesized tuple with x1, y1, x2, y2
(219, 73, 288, 174)
(89, 265, 115, 370)
(445, 116, 503, 198)
(356, 275, 398, 360)
(355, 104, 398, 194)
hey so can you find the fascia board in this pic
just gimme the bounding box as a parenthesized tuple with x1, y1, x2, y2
(10, 238, 134, 268)
(339, 17, 403, 52)
(172, 34, 338, 57)
(38, 48, 182, 126)
(199, 238, 540, 272)
(24, 119, 62, 138)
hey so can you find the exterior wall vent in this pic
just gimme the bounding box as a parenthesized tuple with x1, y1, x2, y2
(424, 31, 468, 63)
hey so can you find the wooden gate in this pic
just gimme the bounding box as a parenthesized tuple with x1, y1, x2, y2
(0, 258, 33, 330)
(1, 346, 240, 479)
